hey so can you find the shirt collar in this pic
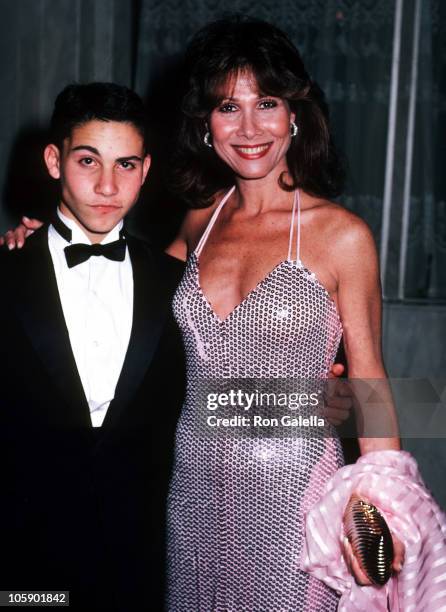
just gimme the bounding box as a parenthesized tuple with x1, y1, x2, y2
(56, 208, 124, 245)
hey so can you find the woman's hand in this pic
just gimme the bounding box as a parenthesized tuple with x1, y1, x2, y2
(0, 216, 43, 249)
(343, 531, 405, 586)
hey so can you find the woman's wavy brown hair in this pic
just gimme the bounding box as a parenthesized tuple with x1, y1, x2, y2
(171, 15, 345, 208)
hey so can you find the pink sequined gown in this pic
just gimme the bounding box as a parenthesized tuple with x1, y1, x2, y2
(168, 188, 344, 611)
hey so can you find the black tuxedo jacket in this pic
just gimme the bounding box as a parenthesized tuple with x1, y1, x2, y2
(0, 227, 186, 610)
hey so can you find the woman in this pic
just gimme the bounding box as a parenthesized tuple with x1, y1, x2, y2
(164, 16, 401, 611)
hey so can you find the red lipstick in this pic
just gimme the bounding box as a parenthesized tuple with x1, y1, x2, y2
(231, 143, 272, 160)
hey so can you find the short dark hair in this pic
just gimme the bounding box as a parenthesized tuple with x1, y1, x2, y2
(50, 82, 148, 151)
(171, 16, 345, 207)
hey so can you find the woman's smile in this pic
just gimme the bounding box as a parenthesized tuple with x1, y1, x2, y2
(231, 142, 273, 159)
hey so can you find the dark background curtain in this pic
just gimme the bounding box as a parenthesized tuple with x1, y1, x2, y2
(0, 0, 445, 504)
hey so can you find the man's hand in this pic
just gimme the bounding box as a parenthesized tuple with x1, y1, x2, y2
(0, 216, 43, 249)
(325, 363, 353, 426)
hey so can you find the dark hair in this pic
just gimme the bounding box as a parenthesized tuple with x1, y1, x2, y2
(171, 16, 345, 207)
(50, 82, 148, 151)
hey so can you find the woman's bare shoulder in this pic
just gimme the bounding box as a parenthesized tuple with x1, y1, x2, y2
(183, 196, 221, 233)
(315, 200, 379, 280)
(313, 199, 376, 253)
(165, 192, 223, 261)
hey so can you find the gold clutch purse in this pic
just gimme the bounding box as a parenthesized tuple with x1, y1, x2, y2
(343, 494, 394, 585)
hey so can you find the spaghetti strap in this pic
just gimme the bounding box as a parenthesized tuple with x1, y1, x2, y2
(296, 189, 301, 263)
(195, 186, 236, 258)
(287, 190, 301, 263)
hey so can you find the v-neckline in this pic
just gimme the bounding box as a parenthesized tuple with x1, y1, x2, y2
(190, 252, 342, 326)
(192, 187, 302, 324)
(193, 251, 290, 324)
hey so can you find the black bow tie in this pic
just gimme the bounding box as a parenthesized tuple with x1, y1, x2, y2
(51, 213, 127, 268)
(64, 240, 127, 268)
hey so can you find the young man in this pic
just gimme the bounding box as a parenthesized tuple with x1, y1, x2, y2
(0, 83, 185, 611)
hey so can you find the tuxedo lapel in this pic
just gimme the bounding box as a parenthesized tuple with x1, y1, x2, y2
(12, 228, 91, 427)
(101, 236, 171, 429)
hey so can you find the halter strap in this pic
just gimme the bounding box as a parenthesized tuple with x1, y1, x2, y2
(287, 190, 301, 263)
(195, 186, 300, 262)
(195, 186, 236, 258)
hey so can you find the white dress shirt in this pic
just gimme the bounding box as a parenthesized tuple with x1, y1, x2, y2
(48, 209, 133, 427)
